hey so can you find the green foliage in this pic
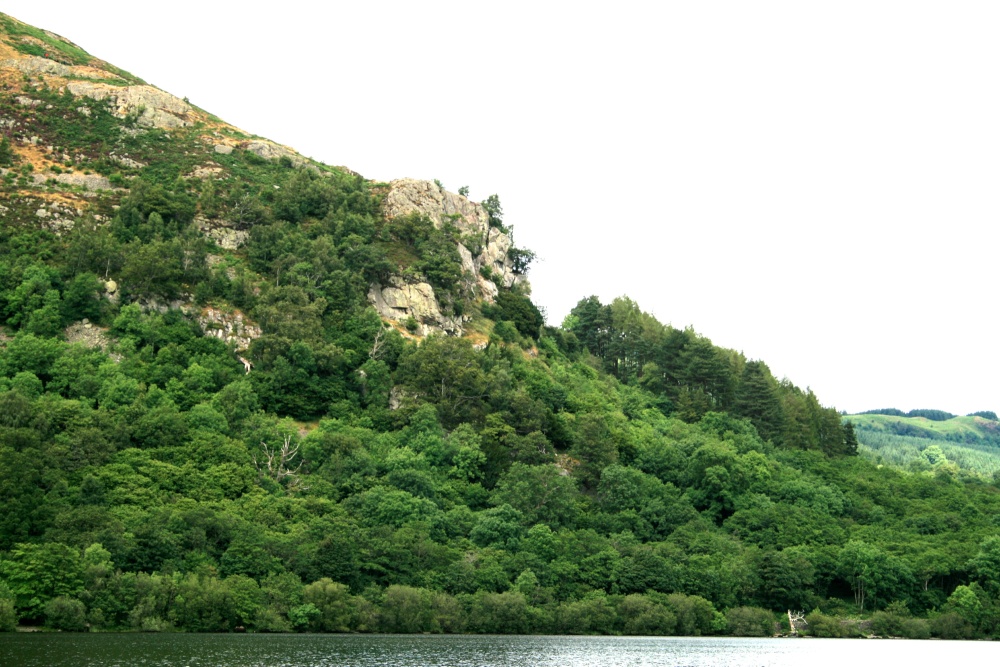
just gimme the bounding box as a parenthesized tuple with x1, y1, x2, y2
(0, 15, 998, 638)
(724, 606, 775, 636)
(482, 194, 505, 231)
(44, 596, 88, 631)
(0, 542, 84, 618)
(851, 412, 1000, 477)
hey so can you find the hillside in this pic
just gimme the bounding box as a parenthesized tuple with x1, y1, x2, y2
(848, 412, 1000, 478)
(0, 12, 999, 640)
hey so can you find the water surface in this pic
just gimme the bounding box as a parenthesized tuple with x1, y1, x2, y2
(0, 633, 993, 667)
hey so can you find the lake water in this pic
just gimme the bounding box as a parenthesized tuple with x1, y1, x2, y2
(0, 633, 994, 667)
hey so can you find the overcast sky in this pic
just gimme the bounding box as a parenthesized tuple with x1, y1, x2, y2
(5, 2, 1000, 416)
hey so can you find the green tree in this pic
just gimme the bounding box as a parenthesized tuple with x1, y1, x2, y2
(837, 540, 911, 612)
(734, 361, 784, 443)
(0, 542, 84, 618)
(492, 463, 579, 527)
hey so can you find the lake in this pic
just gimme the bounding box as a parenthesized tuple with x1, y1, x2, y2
(0, 633, 993, 667)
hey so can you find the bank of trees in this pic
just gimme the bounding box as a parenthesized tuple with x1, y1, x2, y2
(1, 83, 1000, 637)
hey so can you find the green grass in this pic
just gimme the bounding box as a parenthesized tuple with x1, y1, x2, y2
(847, 412, 1000, 478)
(0, 14, 93, 66)
(0, 13, 145, 85)
(848, 413, 1000, 439)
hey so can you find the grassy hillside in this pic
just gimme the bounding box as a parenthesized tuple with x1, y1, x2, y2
(848, 413, 1000, 478)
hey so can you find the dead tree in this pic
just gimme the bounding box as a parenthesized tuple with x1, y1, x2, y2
(369, 323, 392, 360)
(787, 610, 808, 636)
(253, 435, 307, 493)
(238, 355, 253, 374)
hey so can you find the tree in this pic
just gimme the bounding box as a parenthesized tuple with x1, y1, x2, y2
(396, 336, 486, 428)
(842, 421, 859, 456)
(837, 540, 911, 612)
(734, 361, 784, 444)
(493, 463, 579, 527)
(482, 194, 504, 230)
(968, 536, 1000, 595)
(0, 542, 84, 619)
(303, 579, 356, 632)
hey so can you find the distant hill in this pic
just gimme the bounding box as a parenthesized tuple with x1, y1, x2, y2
(847, 411, 1000, 477)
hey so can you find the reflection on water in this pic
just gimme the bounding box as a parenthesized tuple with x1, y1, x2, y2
(0, 633, 994, 667)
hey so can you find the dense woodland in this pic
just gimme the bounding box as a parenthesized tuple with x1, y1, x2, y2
(1, 13, 1000, 639)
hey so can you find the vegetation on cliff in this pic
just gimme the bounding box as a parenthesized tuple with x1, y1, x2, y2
(0, 12, 999, 639)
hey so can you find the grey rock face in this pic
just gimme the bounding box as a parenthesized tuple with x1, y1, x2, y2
(195, 215, 250, 250)
(243, 140, 314, 169)
(367, 179, 530, 336)
(367, 277, 466, 337)
(196, 307, 261, 351)
(65, 81, 193, 130)
(383, 178, 491, 238)
(2, 56, 73, 77)
(33, 172, 114, 191)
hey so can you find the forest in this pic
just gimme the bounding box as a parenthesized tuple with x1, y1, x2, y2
(1, 11, 1000, 639)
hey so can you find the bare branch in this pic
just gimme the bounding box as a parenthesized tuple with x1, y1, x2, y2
(253, 435, 307, 493)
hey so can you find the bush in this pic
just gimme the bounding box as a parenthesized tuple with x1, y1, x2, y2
(44, 596, 88, 631)
(725, 606, 775, 636)
(0, 599, 17, 632)
(804, 611, 864, 638)
(930, 612, 976, 639)
(665, 593, 716, 636)
(869, 610, 905, 636)
(900, 617, 931, 639)
(617, 594, 676, 635)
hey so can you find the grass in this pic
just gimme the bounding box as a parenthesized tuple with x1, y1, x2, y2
(847, 413, 999, 438)
(847, 412, 1000, 478)
(0, 14, 92, 66)
(0, 13, 145, 85)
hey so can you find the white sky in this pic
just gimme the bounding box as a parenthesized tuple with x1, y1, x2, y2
(5, 1, 999, 416)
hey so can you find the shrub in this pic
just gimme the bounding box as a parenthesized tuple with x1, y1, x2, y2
(0, 599, 16, 632)
(804, 611, 865, 638)
(665, 593, 716, 636)
(618, 594, 676, 635)
(44, 596, 88, 631)
(930, 612, 975, 639)
(725, 606, 775, 636)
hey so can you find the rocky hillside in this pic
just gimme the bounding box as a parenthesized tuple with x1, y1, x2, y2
(0, 12, 532, 347)
(2, 11, 1000, 642)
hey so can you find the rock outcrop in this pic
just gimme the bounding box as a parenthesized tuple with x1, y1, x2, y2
(32, 171, 114, 191)
(65, 81, 194, 130)
(367, 277, 465, 337)
(243, 139, 312, 168)
(1, 56, 113, 80)
(195, 215, 249, 250)
(382, 178, 521, 290)
(196, 307, 261, 351)
(369, 179, 525, 336)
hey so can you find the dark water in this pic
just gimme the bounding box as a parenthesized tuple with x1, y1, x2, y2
(0, 633, 994, 667)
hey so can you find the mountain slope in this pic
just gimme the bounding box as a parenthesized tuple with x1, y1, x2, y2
(0, 12, 999, 640)
(849, 412, 1000, 478)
